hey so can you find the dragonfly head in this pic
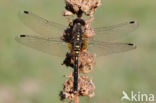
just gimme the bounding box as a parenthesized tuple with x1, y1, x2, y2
(72, 18, 85, 34)
(73, 18, 85, 26)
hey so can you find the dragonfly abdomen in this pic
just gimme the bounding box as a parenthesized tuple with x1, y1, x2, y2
(72, 23, 84, 92)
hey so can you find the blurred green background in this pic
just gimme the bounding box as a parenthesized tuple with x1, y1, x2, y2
(0, 0, 156, 103)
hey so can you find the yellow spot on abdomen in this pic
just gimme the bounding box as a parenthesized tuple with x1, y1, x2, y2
(75, 57, 78, 60)
(76, 45, 80, 48)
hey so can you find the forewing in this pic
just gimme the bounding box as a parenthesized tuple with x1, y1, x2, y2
(18, 11, 65, 38)
(94, 20, 138, 41)
(15, 34, 68, 57)
(88, 41, 136, 57)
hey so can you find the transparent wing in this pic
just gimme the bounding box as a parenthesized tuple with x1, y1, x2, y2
(88, 41, 136, 57)
(18, 11, 65, 38)
(15, 34, 68, 57)
(94, 20, 138, 41)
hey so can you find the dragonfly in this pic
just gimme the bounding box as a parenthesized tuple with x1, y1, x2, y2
(16, 11, 138, 92)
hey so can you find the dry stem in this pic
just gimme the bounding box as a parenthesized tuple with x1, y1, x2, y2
(74, 93, 79, 103)
(60, 0, 102, 103)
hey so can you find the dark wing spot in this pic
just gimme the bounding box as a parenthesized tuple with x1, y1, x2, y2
(24, 11, 29, 14)
(129, 21, 135, 24)
(20, 34, 26, 37)
(128, 43, 134, 46)
(128, 43, 137, 49)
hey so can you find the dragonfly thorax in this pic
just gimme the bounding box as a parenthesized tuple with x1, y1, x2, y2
(66, 19, 87, 55)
